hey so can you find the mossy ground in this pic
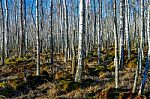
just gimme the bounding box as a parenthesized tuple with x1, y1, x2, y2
(0, 47, 150, 98)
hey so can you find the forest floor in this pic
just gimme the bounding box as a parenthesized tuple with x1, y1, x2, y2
(0, 47, 150, 99)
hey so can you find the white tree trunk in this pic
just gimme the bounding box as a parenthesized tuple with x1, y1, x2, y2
(140, 0, 145, 59)
(36, 0, 40, 76)
(50, 0, 53, 64)
(75, 0, 85, 82)
(63, 0, 69, 62)
(4, 0, 8, 58)
(114, 0, 119, 88)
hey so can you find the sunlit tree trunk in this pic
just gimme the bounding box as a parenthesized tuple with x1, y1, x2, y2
(4, 0, 9, 58)
(63, 0, 69, 62)
(140, 0, 145, 59)
(71, 0, 76, 75)
(85, 0, 90, 55)
(36, 0, 40, 76)
(75, 0, 85, 82)
(50, 0, 53, 64)
(114, 0, 119, 88)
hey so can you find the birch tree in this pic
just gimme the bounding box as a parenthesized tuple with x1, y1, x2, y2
(36, 0, 40, 75)
(63, 0, 69, 62)
(0, 0, 5, 65)
(125, 0, 131, 59)
(50, 0, 53, 64)
(140, 0, 145, 59)
(75, 0, 85, 82)
(114, 0, 119, 88)
(138, 1, 150, 95)
(119, 0, 125, 68)
(24, 0, 27, 53)
(4, 0, 9, 58)
(98, 0, 102, 65)
(19, 0, 25, 58)
(93, 0, 96, 47)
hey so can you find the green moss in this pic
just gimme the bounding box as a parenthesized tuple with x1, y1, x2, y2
(16, 58, 28, 62)
(5, 58, 17, 65)
(0, 82, 7, 87)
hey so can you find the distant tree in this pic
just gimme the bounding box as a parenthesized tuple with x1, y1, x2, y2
(63, 0, 69, 62)
(19, 0, 25, 58)
(125, 0, 131, 59)
(93, 0, 96, 47)
(0, 0, 5, 65)
(24, 0, 27, 53)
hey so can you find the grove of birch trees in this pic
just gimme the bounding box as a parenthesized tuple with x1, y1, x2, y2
(0, 0, 150, 98)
